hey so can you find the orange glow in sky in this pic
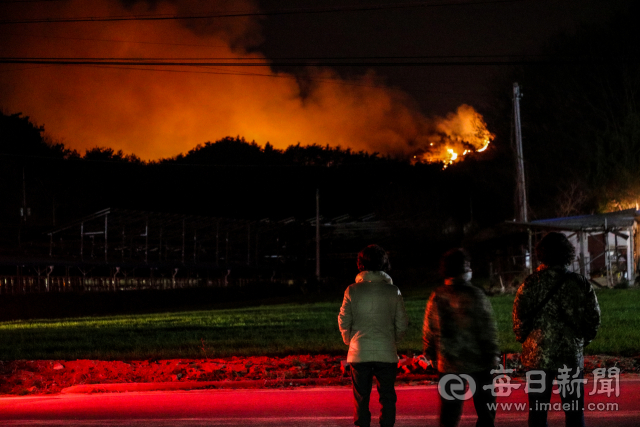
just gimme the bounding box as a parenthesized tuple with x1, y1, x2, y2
(0, 0, 493, 162)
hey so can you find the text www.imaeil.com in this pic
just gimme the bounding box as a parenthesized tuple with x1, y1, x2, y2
(486, 402, 620, 412)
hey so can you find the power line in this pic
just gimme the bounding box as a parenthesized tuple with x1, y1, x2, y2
(0, 61, 488, 95)
(1, 54, 560, 61)
(0, 0, 530, 25)
(0, 64, 55, 72)
(84, 63, 398, 89)
(83, 63, 488, 95)
(0, 0, 65, 3)
(0, 57, 615, 67)
(0, 32, 229, 49)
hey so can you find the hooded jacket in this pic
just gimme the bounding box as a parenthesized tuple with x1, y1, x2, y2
(423, 278, 500, 374)
(338, 271, 409, 363)
(513, 265, 601, 370)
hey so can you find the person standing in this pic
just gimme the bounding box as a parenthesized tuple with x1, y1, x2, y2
(338, 244, 409, 427)
(513, 232, 601, 427)
(423, 248, 499, 427)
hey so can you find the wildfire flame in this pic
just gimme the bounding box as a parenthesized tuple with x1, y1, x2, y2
(412, 104, 494, 168)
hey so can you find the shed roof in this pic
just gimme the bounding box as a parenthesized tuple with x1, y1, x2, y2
(531, 208, 640, 230)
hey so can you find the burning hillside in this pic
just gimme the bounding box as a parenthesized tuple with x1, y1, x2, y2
(412, 104, 494, 168)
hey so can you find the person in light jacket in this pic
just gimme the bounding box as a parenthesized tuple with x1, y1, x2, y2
(338, 244, 409, 427)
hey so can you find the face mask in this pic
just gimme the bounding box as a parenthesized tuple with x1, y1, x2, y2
(462, 271, 472, 281)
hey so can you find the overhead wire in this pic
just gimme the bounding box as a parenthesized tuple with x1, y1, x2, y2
(0, 57, 611, 66)
(0, 64, 56, 72)
(0, 53, 560, 61)
(0, 0, 66, 3)
(0, 0, 531, 24)
(0, 58, 488, 95)
(0, 32, 230, 49)
(80, 63, 489, 95)
(0, 0, 552, 67)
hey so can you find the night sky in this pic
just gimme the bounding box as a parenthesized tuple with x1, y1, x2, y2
(0, 0, 632, 160)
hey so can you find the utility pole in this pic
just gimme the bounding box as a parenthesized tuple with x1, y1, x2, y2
(18, 168, 30, 248)
(316, 188, 320, 281)
(513, 83, 532, 272)
(513, 83, 527, 223)
(21, 168, 30, 222)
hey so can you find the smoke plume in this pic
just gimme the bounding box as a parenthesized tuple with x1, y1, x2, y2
(0, 0, 492, 162)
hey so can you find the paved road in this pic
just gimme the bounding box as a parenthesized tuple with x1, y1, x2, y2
(1, 380, 639, 426)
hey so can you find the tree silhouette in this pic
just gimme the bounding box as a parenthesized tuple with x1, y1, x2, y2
(501, 4, 640, 216)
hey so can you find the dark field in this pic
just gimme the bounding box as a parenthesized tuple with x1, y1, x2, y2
(1, 287, 638, 360)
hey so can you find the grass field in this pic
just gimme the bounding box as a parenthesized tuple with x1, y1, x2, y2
(0, 288, 638, 360)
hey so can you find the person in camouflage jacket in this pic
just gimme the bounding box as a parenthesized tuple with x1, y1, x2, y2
(513, 232, 601, 427)
(423, 248, 499, 427)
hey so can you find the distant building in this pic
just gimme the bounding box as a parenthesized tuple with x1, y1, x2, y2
(531, 208, 639, 286)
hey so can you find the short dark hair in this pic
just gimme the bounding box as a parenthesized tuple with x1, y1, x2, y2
(439, 248, 470, 278)
(357, 244, 390, 272)
(536, 232, 575, 267)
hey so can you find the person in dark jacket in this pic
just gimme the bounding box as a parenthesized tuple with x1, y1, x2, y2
(423, 248, 500, 427)
(339, 244, 409, 427)
(513, 232, 601, 427)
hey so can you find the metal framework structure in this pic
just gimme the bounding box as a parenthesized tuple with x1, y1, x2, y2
(0, 207, 388, 294)
(47, 208, 256, 267)
(518, 209, 640, 286)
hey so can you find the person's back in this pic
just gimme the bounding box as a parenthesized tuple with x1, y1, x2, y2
(425, 280, 498, 374)
(338, 245, 408, 427)
(342, 271, 406, 364)
(512, 232, 601, 427)
(514, 265, 600, 370)
(423, 248, 498, 427)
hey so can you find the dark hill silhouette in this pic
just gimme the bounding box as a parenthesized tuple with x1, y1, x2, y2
(161, 137, 393, 168)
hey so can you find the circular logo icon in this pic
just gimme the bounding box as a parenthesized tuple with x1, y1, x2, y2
(438, 374, 476, 401)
